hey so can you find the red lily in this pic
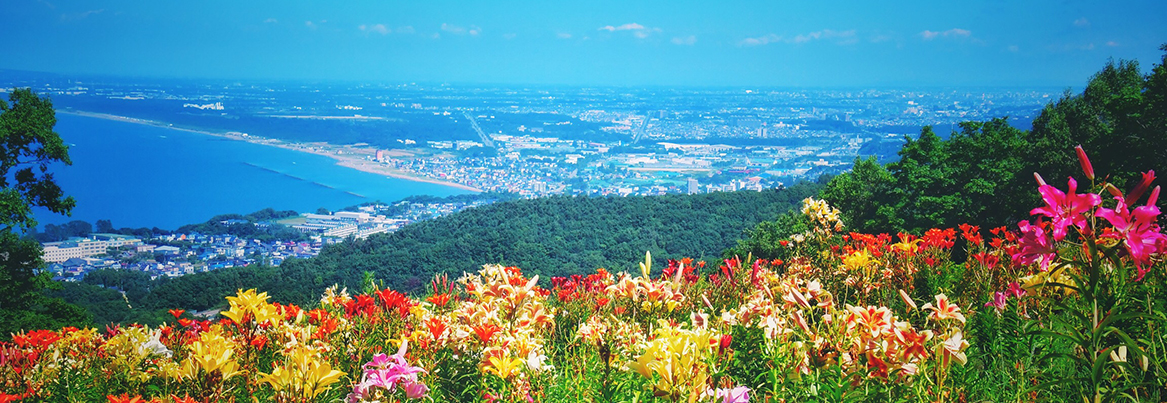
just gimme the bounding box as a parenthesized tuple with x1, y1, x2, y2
(425, 318, 448, 341)
(427, 293, 452, 307)
(473, 323, 501, 344)
(107, 394, 143, 403)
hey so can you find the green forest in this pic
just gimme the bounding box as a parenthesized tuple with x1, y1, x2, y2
(48, 182, 819, 325)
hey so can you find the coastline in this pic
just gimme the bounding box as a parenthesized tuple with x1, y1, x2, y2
(59, 110, 482, 193)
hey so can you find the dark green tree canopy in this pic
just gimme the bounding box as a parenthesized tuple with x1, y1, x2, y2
(820, 45, 1167, 234)
(0, 88, 88, 336)
(0, 88, 75, 232)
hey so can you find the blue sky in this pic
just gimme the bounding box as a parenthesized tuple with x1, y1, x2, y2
(3, 0, 1165, 87)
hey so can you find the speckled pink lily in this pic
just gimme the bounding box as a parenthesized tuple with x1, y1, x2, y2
(1096, 188, 1167, 280)
(1030, 177, 1101, 241)
(1012, 220, 1057, 270)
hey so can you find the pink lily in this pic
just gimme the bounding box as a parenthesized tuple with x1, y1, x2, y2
(1030, 177, 1101, 241)
(708, 386, 750, 403)
(1007, 281, 1027, 299)
(1012, 220, 1057, 270)
(1096, 193, 1167, 280)
(1125, 171, 1156, 205)
(403, 381, 430, 399)
(984, 292, 1007, 311)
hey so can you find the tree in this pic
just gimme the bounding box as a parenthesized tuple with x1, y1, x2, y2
(95, 219, 115, 233)
(821, 156, 893, 232)
(0, 88, 89, 336)
(1027, 46, 1167, 201)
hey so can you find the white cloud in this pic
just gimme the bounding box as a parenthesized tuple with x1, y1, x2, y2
(920, 28, 971, 40)
(740, 34, 782, 46)
(1073, 18, 1091, 28)
(305, 20, 316, 29)
(557, 32, 573, 39)
(396, 26, 415, 34)
(671, 35, 697, 45)
(359, 24, 390, 35)
(598, 22, 661, 38)
(441, 23, 466, 34)
(503, 33, 518, 40)
(1106, 41, 1119, 47)
(739, 30, 855, 46)
(438, 23, 481, 36)
(264, 18, 278, 24)
(599, 23, 645, 32)
(1007, 45, 1020, 52)
(61, 9, 103, 21)
(791, 29, 856, 44)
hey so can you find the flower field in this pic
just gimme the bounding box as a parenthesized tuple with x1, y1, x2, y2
(2, 148, 1166, 402)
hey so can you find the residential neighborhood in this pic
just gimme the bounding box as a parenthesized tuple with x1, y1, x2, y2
(42, 197, 496, 282)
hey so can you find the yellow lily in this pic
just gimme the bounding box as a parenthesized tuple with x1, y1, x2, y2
(260, 346, 345, 399)
(483, 355, 525, 379)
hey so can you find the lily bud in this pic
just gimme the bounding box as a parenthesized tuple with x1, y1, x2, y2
(1033, 172, 1047, 187)
(1147, 186, 1160, 207)
(1126, 170, 1156, 205)
(1075, 145, 1094, 181)
(1103, 183, 1124, 198)
(898, 289, 917, 312)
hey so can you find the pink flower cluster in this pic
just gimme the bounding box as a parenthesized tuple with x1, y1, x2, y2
(347, 341, 429, 402)
(1012, 146, 1167, 280)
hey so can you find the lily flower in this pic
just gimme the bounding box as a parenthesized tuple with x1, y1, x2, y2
(707, 386, 750, 403)
(1030, 177, 1101, 241)
(1007, 281, 1027, 299)
(938, 331, 970, 367)
(1126, 170, 1156, 205)
(1096, 195, 1167, 280)
(984, 292, 1007, 312)
(922, 294, 966, 324)
(1012, 220, 1057, 270)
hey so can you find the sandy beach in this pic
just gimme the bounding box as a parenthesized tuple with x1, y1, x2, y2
(59, 110, 482, 193)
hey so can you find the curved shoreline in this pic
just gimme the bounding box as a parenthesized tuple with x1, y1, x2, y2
(59, 110, 483, 193)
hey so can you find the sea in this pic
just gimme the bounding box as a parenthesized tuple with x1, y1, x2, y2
(33, 113, 469, 230)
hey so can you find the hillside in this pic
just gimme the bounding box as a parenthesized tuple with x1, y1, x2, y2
(74, 182, 821, 315)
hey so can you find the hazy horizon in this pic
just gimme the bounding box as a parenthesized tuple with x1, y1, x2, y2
(3, 0, 1166, 87)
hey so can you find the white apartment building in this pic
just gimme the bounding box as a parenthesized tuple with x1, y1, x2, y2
(42, 235, 142, 263)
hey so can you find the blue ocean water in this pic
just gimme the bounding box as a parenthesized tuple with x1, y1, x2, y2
(34, 114, 468, 230)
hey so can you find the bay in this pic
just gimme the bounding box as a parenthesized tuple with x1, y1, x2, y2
(34, 113, 469, 230)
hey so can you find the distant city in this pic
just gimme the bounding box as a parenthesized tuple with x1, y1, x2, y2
(1, 70, 1062, 197)
(0, 70, 1064, 280)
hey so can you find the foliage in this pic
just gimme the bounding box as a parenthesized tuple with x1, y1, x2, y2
(175, 208, 306, 242)
(825, 46, 1167, 234)
(270, 184, 820, 301)
(31, 219, 93, 242)
(0, 88, 89, 337)
(345, 191, 520, 215)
